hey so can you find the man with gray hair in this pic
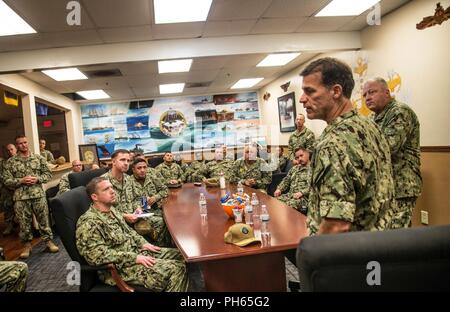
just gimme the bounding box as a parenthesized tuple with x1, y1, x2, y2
(363, 77, 422, 228)
(57, 159, 83, 195)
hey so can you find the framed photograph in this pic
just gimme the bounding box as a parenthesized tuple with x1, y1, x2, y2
(79, 144, 99, 165)
(277, 92, 297, 132)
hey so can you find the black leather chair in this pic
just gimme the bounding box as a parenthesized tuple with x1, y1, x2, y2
(50, 186, 146, 292)
(297, 225, 450, 291)
(283, 159, 294, 173)
(148, 157, 164, 168)
(68, 168, 108, 189)
(267, 172, 287, 196)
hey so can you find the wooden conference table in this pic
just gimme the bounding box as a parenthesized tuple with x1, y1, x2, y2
(163, 183, 308, 291)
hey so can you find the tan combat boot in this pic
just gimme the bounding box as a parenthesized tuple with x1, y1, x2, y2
(20, 243, 32, 259)
(2, 223, 14, 235)
(46, 240, 59, 253)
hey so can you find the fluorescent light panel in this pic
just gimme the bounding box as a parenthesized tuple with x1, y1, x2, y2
(158, 59, 193, 73)
(42, 68, 88, 81)
(316, 0, 380, 17)
(159, 83, 185, 94)
(257, 53, 301, 67)
(0, 0, 36, 36)
(154, 0, 212, 24)
(76, 90, 110, 100)
(231, 78, 264, 89)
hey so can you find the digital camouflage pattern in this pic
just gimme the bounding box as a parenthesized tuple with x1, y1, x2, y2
(0, 261, 28, 292)
(3, 154, 54, 242)
(128, 172, 172, 247)
(371, 99, 422, 228)
(192, 159, 235, 182)
(101, 171, 135, 212)
(181, 160, 204, 183)
(0, 158, 15, 229)
(40, 149, 54, 163)
(277, 164, 311, 211)
(76, 205, 189, 292)
(307, 110, 395, 235)
(155, 162, 184, 185)
(57, 171, 71, 195)
(231, 158, 272, 191)
(288, 127, 316, 159)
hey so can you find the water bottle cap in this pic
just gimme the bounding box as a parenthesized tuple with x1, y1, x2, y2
(261, 214, 270, 221)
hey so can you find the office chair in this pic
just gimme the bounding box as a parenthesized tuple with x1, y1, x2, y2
(148, 157, 164, 168)
(50, 186, 148, 292)
(297, 225, 450, 291)
(68, 168, 108, 189)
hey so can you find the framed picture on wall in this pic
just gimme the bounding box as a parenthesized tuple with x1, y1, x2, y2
(277, 92, 296, 132)
(79, 144, 99, 165)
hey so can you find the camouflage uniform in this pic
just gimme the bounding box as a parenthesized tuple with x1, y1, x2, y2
(57, 171, 72, 195)
(155, 162, 184, 185)
(181, 160, 204, 183)
(3, 154, 54, 243)
(0, 158, 15, 230)
(288, 127, 316, 160)
(307, 110, 395, 235)
(277, 164, 311, 213)
(76, 205, 189, 292)
(192, 159, 234, 182)
(128, 171, 172, 247)
(231, 158, 272, 192)
(40, 149, 55, 164)
(101, 171, 135, 211)
(371, 100, 422, 228)
(0, 261, 28, 292)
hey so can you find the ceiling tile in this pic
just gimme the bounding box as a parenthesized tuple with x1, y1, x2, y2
(98, 26, 152, 43)
(125, 74, 159, 88)
(102, 88, 136, 100)
(152, 22, 204, 40)
(262, 0, 331, 18)
(0, 33, 53, 52)
(118, 61, 158, 76)
(202, 20, 256, 37)
(132, 87, 159, 98)
(296, 16, 354, 32)
(4, 0, 96, 32)
(223, 54, 265, 69)
(41, 30, 104, 47)
(82, 0, 151, 28)
(208, 0, 272, 21)
(190, 56, 231, 71)
(250, 17, 307, 34)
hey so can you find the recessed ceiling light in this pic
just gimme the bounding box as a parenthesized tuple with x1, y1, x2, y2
(159, 83, 185, 94)
(42, 68, 88, 81)
(316, 0, 380, 17)
(158, 59, 193, 74)
(231, 78, 264, 89)
(76, 90, 110, 100)
(0, 0, 36, 36)
(257, 53, 301, 67)
(154, 0, 212, 24)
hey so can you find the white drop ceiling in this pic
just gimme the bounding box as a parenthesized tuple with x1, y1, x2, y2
(0, 0, 410, 103)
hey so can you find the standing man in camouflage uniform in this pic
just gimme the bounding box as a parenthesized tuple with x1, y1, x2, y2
(57, 159, 83, 195)
(288, 113, 315, 160)
(76, 177, 189, 292)
(274, 147, 311, 215)
(155, 152, 184, 186)
(231, 144, 272, 192)
(0, 260, 28, 292)
(39, 139, 55, 164)
(363, 78, 422, 228)
(299, 58, 395, 235)
(193, 146, 234, 186)
(1, 143, 17, 235)
(3, 135, 59, 258)
(128, 158, 172, 247)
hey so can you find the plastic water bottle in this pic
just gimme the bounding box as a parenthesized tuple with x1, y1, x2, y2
(237, 181, 244, 195)
(244, 198, 253, 226)
(199, 193, 207, 217)
(251, 193, 261, 238)
(219, 172, 226, 189)
(260, 204, 271, 246)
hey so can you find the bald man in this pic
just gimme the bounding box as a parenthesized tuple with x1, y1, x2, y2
(363, 78, 422, 228)
(57, 160, 83, 195)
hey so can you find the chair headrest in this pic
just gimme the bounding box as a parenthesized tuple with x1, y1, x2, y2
(68, 167, 109, 189)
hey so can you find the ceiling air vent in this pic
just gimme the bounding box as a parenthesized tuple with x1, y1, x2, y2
(84, 69, 123, 78)
(62, 92, 86, 101)
(185, 82, 212, 88)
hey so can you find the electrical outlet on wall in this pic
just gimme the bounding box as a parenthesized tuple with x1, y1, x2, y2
(421, 210, 429, 225)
